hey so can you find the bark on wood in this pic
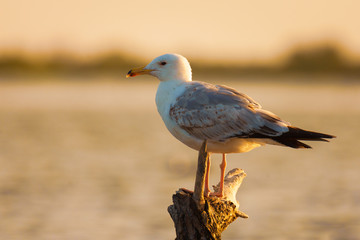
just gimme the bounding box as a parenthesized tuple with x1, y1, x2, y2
(168, 141, 248, 240)
(192, 140, 208, 211)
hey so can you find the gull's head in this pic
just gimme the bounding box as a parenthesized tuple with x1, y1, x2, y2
(126, 53, 192, 82)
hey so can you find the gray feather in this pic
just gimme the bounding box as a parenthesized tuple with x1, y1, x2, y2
(169, 82, 289, 141)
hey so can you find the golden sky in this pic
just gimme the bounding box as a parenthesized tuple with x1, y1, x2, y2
(1, 0, 359, 61)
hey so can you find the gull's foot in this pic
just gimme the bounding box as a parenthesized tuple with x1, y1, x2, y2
(204, 188, 210, 198)
(209, 191, 224, 198)
(180, 188, 223, 198)
(181, 188, 212, 198)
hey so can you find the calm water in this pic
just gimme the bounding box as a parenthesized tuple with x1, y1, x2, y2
(0, 78, 359, 240)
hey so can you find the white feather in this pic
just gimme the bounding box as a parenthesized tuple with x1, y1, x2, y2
(149, 54, 289, 153)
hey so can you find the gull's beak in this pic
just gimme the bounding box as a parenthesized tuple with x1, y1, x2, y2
(126, 66, 153, 78)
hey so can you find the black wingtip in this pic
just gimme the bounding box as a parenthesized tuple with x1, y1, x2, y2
(298, 141, 312, 149)
(271, 127, 335, 149)
(274, 138, 312, 149)
(287, 127, 335, 140)
(319, 133, 336, 139)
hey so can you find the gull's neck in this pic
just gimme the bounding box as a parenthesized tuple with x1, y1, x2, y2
(162, 66, 192, 82)
(155, 80, 188, 117)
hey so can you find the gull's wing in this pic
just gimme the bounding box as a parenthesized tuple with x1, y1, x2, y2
(169, 82, 290, 142)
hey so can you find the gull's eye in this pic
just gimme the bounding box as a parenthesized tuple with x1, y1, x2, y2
(160, 61, 167, 66)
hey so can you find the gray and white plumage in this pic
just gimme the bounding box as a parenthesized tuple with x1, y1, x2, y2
(169, 81, 289, 142)
(127, 53, 334, 154)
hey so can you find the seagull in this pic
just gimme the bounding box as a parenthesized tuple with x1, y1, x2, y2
(126, 53, 335, 197)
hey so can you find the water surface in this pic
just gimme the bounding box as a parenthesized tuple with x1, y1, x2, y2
(0, 78, 359, 239)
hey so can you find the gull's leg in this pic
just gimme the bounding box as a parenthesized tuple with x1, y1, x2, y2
(219, 153, 227, 196)
(204, 153, 211, 197)
(210, 153, 227, 197)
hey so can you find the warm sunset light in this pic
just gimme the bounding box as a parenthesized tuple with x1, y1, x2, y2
(1, 0, 359, 61)
(0, 1, 359, 240)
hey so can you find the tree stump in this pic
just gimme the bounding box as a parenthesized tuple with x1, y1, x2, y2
(168, 141, 248, 240)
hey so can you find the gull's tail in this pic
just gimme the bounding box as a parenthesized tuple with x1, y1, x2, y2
(273, 126, 336, 149)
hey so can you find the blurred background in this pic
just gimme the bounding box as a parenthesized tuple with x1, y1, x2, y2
(0, 0, 359, 239)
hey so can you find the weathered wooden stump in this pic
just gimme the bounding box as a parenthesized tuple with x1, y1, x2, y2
(168, 141, 248, 240)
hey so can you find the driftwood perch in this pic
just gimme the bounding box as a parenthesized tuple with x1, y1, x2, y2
(168, 141, 248, 240)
